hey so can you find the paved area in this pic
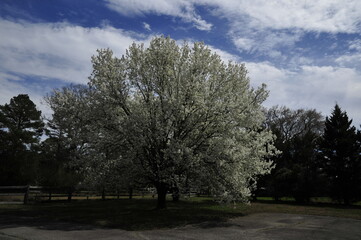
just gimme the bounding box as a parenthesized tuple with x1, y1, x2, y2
(1, 213, 361, 239)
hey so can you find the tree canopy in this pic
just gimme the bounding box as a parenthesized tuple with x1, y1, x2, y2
(260, 106, 324, 202)
(46, 36, 277, 208)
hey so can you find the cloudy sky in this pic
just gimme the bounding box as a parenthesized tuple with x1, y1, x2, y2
(1, 0, 360, 125)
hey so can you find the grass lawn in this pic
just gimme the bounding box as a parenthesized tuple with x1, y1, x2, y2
(1, 197, 361, 230)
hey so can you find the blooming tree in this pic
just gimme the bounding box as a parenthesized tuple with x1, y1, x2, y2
(47, 37, 276, 208)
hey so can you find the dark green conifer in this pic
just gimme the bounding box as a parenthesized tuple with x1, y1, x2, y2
(320, 104, 360, 204)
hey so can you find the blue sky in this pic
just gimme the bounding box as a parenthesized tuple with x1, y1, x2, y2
(1, 0, 361, 125)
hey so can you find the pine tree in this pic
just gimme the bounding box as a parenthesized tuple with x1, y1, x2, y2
(0, 94, 44, 185)
(320, 104, 360, 204)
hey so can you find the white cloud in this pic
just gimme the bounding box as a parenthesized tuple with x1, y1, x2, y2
(105, 0, 212, 31)
(335, 53, 361, 69)
(246, 61, 361, 125)
(335, 39, 361, 69)
(203, 0, 361, 33)
(231, 29, 303, 57)
(106, 0, 361, 33)
(143, 22, 151, 31)
(0, 18, 154, 118)
(0, 72, 22, 81)
(105, 0, 184, 16)
(300, 66, 361, 100)
(217, 0, 360, 59)
(0, 19, 149, 83)
(246, 62, 292, 104)
(109, 0, 361, 58)
(218, 0, 361, 60)
(190, 17, 212, 31)
(208, 46, 241, 63)
(299, 65, 361, 124)
(233, 38, 254, 52)
(349, 39, 361, 51)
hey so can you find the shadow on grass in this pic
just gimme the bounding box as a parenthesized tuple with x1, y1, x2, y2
(3, 198, 361, 231)
(0, 198, 246, 231)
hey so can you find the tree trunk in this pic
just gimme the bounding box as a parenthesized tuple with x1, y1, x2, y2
(172, 187, 179, 202)
(156, 183, 167, 209)
(23, 186, 29, 205)
(67, 190, 72, 202)
(129, 187, 133, 200)
(102, 187, 106, 201)
(252, 194, 257, 202)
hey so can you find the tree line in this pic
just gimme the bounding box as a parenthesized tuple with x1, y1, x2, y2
(1, 37, 360, 207)
(255, 105, 361, 205)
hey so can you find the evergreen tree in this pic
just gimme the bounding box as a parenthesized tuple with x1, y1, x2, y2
(319, 104, 360, 204)
(0, 94, 44, 185)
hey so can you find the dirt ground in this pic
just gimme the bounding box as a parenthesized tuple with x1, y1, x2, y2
(1, 213, 361, 240)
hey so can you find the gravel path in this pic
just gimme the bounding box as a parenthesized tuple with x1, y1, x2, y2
(1, 213, 361, 240)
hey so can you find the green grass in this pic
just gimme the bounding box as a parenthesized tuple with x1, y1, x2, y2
(1, 197, 361, 230)
(247, 201, 361, 220)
